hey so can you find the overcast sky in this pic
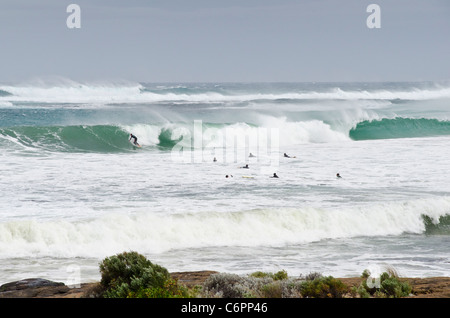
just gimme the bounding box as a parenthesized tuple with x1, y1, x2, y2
(0, 0, 449, 83)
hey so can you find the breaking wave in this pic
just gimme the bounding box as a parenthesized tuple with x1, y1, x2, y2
(1, 80, 450, 105)
(2, 116, 450, 154)
(350, 117, 450, 140)
(0, 197, 449, 258)
(0, 120, 351, 153)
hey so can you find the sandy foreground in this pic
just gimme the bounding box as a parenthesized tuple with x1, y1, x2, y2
(0, 271, 449, 298)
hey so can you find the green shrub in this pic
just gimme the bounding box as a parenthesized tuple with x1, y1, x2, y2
(261, 282, 283, 298)
(351, 285, 371, 298)
(356, 270, 412, 298)
(300, 276, 348, 298)
(128, 278, 190, 298)
(99, 251, 170, 298)
(250, 271, 270, 279)
(380, 276, 412, 298)
(361, 269, 371, 279)
(250, 270, 288, 281)
(272, 270, 289, 281)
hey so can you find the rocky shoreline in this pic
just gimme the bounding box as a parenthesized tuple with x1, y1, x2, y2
(1, 271, 449, 298)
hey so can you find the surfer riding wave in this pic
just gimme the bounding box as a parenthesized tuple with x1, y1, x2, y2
(129, 133, 141, 147)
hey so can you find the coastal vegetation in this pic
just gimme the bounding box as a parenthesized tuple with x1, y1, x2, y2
(96, 251, 412, 298)
(351, 268, 412, 298)
(99, 251, 189, 298)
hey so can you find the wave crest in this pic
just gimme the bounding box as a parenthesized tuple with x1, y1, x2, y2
(1, 81, 450, 104)
(350, 117, 450, 140)
(0, 125, 132, 153)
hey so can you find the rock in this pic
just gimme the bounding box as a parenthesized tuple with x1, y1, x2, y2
(0, 278, 64, 292)
(170, 270, 219, 288)
(0, 278, 70, 298)
(404, 277, 450, 298)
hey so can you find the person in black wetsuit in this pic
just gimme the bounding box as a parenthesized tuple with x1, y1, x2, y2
(129, 133, 138, 145)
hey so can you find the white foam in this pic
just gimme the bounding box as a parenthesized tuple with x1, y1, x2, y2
(119, 117, 351, 150)
(0, 101, 13, 108)
(0, 83, 143, 104)
(1, 81, 450, 105)
(1, 197, 448, 259)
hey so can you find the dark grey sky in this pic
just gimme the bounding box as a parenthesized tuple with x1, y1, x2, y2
(0, 0, 449, 83)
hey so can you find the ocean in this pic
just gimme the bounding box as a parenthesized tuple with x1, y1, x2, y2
(1, 80, 450, 285)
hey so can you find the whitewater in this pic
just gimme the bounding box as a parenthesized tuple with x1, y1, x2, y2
(0, 81, 450, 285)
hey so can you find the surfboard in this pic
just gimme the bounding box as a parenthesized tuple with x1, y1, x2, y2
(129, 140, 141, 148)
(242, 176, 254, 179)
